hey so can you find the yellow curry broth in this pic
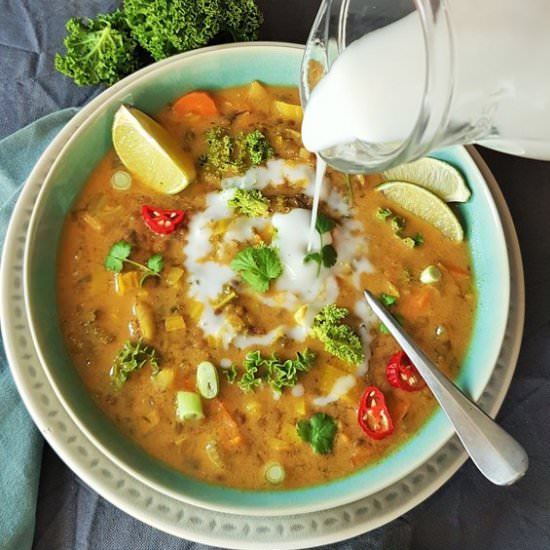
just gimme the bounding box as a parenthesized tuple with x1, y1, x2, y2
(57, 84, 475, 490)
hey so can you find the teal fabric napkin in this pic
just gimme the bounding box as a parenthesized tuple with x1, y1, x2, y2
(0, 108, 78, 550)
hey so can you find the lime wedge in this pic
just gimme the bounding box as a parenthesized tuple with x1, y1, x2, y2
(376, 181, 464, 241)
(382, 157, 471, 202)
(112, 105, 196, 194)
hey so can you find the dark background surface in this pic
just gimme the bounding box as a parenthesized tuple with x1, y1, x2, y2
(2, 1, 550, 549)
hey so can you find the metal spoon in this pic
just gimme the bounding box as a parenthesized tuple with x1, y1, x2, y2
(364, 289, 528, 486)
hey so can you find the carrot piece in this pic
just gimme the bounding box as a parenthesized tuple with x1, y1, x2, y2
(441, 262, 470, 278)
(172, 91, 219, 117)
(399, 286, 433, 317)
(212, 399, 242, 444)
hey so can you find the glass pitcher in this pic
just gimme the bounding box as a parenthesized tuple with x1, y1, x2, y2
(301, 0, 550, 173)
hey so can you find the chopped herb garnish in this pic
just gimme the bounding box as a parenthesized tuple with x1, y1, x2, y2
(242, 129, 274, 166)
(296, 412, 337, 454)
(376, 209, 425, 248)
(238, 349, 315, 393)
(315, 212, 336, 234)
(228, 188, 269, 217)
(230, 244, 283, 292)
(203, 127, 273, 176)
(104, 240, 132, 272)
(376, 207, 393, 220)
(303, 213, 338, 275)
(311, 304, 364, 365)
(146, 253, 164, 274)
(239, 350, 263, 392)
(110, 339, 160, 389)
(380, 293, 398, 307)
(104, 240, 164, 286)
(223, 364, 238, 384)
(390, 216, 406, 233)
(412, 233, 424, 246)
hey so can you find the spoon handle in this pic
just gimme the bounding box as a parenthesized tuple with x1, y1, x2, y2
(364, 290, 528, 485)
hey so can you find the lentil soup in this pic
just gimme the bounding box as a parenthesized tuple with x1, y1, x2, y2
(57, 83, 475, 490)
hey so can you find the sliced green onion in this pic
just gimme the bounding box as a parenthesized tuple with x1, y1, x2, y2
(175, 391, 204, 421)
(420, 265, 442, 284)
(111, 170, 132, 191)
(264, 461, 286, 484)
(196, 361, 219, 399)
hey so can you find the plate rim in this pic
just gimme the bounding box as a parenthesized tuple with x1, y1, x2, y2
(0, 45, 525, 546)
(21, 43, 512, 515)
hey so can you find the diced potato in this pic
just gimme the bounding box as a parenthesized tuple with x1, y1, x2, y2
(273, 100, 303, 122)
(279, 423, 301, 445)
(247, 80, 271, 105)
(153, 368, 175, 391)
(134, 301, 156, 340)
(293, 397, 306, 417)
(319, 364, 349, 394)
(114, 271, 139, 296)
(165, 314, 186, 332)
(165, 266, 184, 286)
(189, 300, 204, 322)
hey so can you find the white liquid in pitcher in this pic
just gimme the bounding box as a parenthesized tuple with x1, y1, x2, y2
(302, 1, 550, 160)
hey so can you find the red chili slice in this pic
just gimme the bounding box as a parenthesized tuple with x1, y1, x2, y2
(141, 205, 184, 234)
(386, 350, 426, 392)
(357, 386, 394, 440)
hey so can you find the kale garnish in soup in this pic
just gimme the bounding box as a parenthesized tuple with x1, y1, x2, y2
(57, 83, 475, 489)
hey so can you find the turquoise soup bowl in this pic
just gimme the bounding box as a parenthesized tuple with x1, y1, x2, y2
(23, 43, 510, 515)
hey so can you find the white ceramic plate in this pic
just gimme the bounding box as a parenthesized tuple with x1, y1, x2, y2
(1, 111, 524, 550)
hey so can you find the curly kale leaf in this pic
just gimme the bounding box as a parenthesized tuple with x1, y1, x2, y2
(55, 10, 141, 86)
(221, 0, 263, 41)
(124, 0, 224, 61)
(311, 304, 364, 365)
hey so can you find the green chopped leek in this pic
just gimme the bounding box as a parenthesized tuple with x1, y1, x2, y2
(264, 461, 285, 484)
(175, 391, 204, 421)
(196, 361, 220, 399)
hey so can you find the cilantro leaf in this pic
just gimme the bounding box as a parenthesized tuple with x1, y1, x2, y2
(230, 244, 283, 292)
(315, 213, 336, 234)
(311, 304, 364, 365)
(105, 240, 164, 286)
(104, 240, 132, 272)
(146, 254, 164, 274)
(303, 252, 322, 265)
(320, 244, 337, 268)
(297, 412, 337, 454)
(304, 214, 338, 275)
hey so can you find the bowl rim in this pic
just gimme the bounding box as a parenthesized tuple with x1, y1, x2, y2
(20, 42, 513, 516)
